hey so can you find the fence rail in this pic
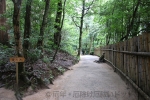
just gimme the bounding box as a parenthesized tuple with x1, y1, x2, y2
(101, 49, 150, 56)
(94, 33, 150, 100)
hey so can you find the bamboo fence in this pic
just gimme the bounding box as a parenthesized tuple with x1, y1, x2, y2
(94, 33, 150, 100)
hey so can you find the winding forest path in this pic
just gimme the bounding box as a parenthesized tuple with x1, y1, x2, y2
(23, 55, 138, 100)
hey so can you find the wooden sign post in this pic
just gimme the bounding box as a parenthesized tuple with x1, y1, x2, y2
(10, 57, 25, 87)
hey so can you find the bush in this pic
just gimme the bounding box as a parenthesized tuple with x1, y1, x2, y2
(0, 44, 16, 89)
(42, 56, 53, 64)
(57, 66, 66, 74)
(0, 44, 14, 65)
(27, 48, 42, 61)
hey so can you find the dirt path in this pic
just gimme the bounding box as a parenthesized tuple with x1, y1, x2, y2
(0, 55, 138, 100)
(23, 55, 138, 100)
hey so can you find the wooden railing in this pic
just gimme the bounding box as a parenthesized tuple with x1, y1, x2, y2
(94, 33, 150, 100)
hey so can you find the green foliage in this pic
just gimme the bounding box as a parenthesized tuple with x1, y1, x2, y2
(30, 76, 38, 90)
(28, 36, 39, 48)
(61, 45, 77, 55)
(0, 0, 80, 95)
(76, 56, 80, 61)
(5, 0, 150, 57)
(43, 78, 50, 85)
(0, 44, 15, 89)
(27, 48, 42, 61)
(0, 26, 6, 31)
(57, 66, 66, 74)
(60, 24, 79, 55)
(49, 74, 54, 80)
(0, 63, 16, 87)
(42, 56, 52, 64)
(0, 44, 14, 65)
(29, 69, 48, 89)
(93, 0, 150, 44)
(3, 0, 150, 95)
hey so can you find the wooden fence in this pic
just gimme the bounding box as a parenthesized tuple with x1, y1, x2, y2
(94, 33, 150, 100)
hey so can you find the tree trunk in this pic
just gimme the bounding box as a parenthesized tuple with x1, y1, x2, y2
(120, 0, 141, 41)
(93, 37, 95, 51)
(71, 0, 94, 56)
(51, 0, 66, 62)
(54, 0, 62, 46)
(0, 0, 8, 45)
(23, 0, 32, 59)
(37, 0, 51, 49)
(77, 0, 85, 56)
(12, 0, 25, 84)
(88, 37, 93, 54)
(106, 33, 111, 45)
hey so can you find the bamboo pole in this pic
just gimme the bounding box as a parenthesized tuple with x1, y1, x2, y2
(148, 34, 150, 96)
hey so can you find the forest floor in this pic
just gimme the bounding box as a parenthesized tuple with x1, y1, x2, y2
(0, 55, 138, 100)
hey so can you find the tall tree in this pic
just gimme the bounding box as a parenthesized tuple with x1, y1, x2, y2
(23, 0, 33, 59)
(37, 0, 51, 49)
(78, 0, 85, 56)
(12, 0, 26, 84)
(72, 0, 94, 56)
(54, 0, 63, 46)
(51, 0, 66, 62)
(0, 0, 8, 45)
(120, 0, 141, 41)
(88, 33, 93, 54)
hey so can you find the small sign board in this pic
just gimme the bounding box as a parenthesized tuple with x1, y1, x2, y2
(10, 57, 25, 62)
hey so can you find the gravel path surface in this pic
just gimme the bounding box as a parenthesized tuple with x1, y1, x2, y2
(23, 55, 138, 100)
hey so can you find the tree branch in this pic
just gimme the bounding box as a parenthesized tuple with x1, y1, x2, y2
(84, 0, 95, 16)
(60, 0, 66, 30)
(71, 15, 81, 19)
(71, 17, 80, 28)
(120, 0, 141, 41)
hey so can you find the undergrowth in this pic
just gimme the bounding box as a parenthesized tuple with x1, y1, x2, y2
(0, 44, 78, 96)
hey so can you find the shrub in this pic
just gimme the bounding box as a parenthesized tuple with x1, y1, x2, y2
(57, 66, 66, 74)
(27, 48, 42, 61)
(0, 44, 14, 65)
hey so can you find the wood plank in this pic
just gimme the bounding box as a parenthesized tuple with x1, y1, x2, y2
(141, 34, 146, 91)
(138, 35, 143, 90)
(133, 36, 138, 84)
(124, 41, 127, 74)
(10, 57, 25, 63)
(130, 38, 134, 81)
(147, 33, 150, 96)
